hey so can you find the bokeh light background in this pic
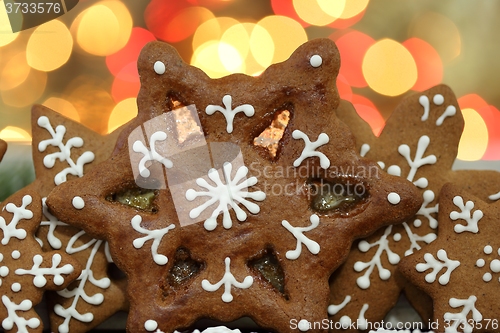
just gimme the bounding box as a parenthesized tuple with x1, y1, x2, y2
(0, 0, 499, 163)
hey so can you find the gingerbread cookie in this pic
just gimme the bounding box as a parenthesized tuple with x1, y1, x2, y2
(29, 105, 129, 333)
(46, 38, 421, 332)
(0, 185, 81, 332)
(329, 85, 500, 329)
(399, 184, 500, 333)
(0, 139, 6, 162)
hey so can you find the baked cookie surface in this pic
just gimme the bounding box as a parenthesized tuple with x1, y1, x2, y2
(46, 38, 421, 333)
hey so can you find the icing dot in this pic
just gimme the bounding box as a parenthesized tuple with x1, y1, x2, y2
(483, 272, 492, 282)
(433, 94, 444, 105)
(309, 54, 322, 68)
(11, 250, 20, 259)
(72, 196, 85, 210)
(153, 61, 165, 75)
(393, 233, 402, 242)
(498, 248, 500, 256)
(387, 192, 401, 205)
(144, 320, 158, 332)
(339, 316, 352, 329)
(413, 219, 422, 228)
(0, 266, 9, 277)
(476, 258, 485, 268)
(484, 245, 493, 254)
(11, 283, 21, 292)
(298, 319, 310, 332)
(377, 161, 385, 169)
(387, 165, 401, 176)
(490, 259, 500, 273)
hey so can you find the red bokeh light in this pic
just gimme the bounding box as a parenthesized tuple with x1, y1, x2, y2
(144, 0, 190, 42)
(270, 0, 310, 27)
(336, 73, 352, 101)
(351, 94, 385, 136)
(111, 63, 141, 103)
(458, 94, 500, 160)
(329, 9, 366, 29)
(332, 30, 375, 88)
(403, 38, 443, 91)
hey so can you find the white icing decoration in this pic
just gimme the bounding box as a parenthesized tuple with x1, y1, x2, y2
(37, 197, 69, 249)
(1, 296, 40, 332)
(398, 135, 437, 184)
(55, 237, 111, 333)
(11, 250, 20, 259)
(402, 221, 437, 257)
(490, 259, 500, 273)
(357, 304, 369, 330)
(483, 273, 492, 282)
(387, 192, 400, 205)
(298, 319, 310, 332)
(377, 161, 385, 169)
(360, 144, 370, 157)
(484, 245, 493, 254)
(205, 95, 255, 133)
(450, 196, 483, 234)
(37, 116, 95, 185)
(0, 254, 8, 287)
(186, 162, 266, 231)
(476, 259, 485, 268)
(72, 196, 85, 210)
(489, 191, 500, 201)
(153, 61, 165, 75)
(387, 165, 401, 177)
(416, 249, 460, 285)
(133, 131, 173, 178)
(131, 215, 175, 265)
(145, 319, 158, 331)
(328, 295, 351, 315)
(281, 214, 320, 260)
(354, 225, 400, 289)
(0, 195, 33, 245)
(443, 295, 482, 333)
(15, 253, 74, 287)
(201, 257, 253, 302)
(309, 54, 322, 67)
(419, 94, 456, 126)
(393, 233, 402, 242)
(292, 130, 330, 169)
(11, 282, 21, 292)
(417, 190, 439, 229)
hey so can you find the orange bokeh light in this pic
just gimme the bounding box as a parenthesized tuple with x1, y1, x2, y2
(351, 94, 385, 136)
(403, 38, 442, 91)
(336, 74, 352, 102)
(333, 30, 375, 87)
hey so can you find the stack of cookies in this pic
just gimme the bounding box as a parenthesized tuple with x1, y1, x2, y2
(0, 38, 498, 333)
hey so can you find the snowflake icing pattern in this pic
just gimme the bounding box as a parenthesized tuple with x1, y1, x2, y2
(185, 162, 266, 231)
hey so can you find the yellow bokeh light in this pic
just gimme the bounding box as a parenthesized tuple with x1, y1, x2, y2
(0, 51, 30, 90)
(340, 0, 369, 19)
(0, 126, 31, 143)
(108, 98, 138, 133)
(256, 16, 307, 64)
(27, 20, 73, 71)
(191, 40, 244, 78)
(42, 97, 80, 122)
(249, 23, 274, 69)
(457, 108, 488, 161)
(409, 11, 461, 62)
(192, 17, 240, 52)
(0, 0, 19, 47)
(362, 39, 417, 96)
(293, 0, 344, 26)
(1, 69, 47, 107)
(73, 1, 132, 56)
(220, 23, 250, 63)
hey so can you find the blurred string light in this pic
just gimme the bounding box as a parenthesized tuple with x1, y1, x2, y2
(26, 19, 73, 71)
(71, 0, 132, 56)
(409, 11, 461, 62)
(42, 97, 80, 122)
(0, 126, 31, 142)
(106, 27, 156, 102)
(402, 38, 442, 91)
(362, 39, 417, 96)
(458, 94, 500, 161)
(107, 97, 138, 133)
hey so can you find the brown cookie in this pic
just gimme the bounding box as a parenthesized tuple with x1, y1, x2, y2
(0, 139, 6, 162)
(0, 186, 81, 333)
(46, 38, 421, 333)
(329, 85, 500, 329)
(29, 105, 129, 333)
(399, 184, 500, 333)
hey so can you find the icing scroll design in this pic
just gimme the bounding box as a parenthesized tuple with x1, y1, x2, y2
(415, 249, 460, 285)
(132, 131, 173, 178)
(281, 214, 320, 260)
(450, 196, 483, 234)
(37, 116, 95, 186)
(419, 94, 457, 126)
(1, 296, 40, 332)
(15, 253, 75, 288)
(443, 296, 482, 333)
(291, 130, 330, 169)
(0, 195, 33, 245)
(205, 95, 255, 134)
(131, 215, 175, 265)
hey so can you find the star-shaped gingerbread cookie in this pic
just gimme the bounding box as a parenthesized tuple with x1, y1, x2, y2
(46, 38, 421, 333)
(329, 85, 500, 328)
(0, 160, 81, 332)
(399, 183, 500, 333)
(29, 105, 129, 333)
